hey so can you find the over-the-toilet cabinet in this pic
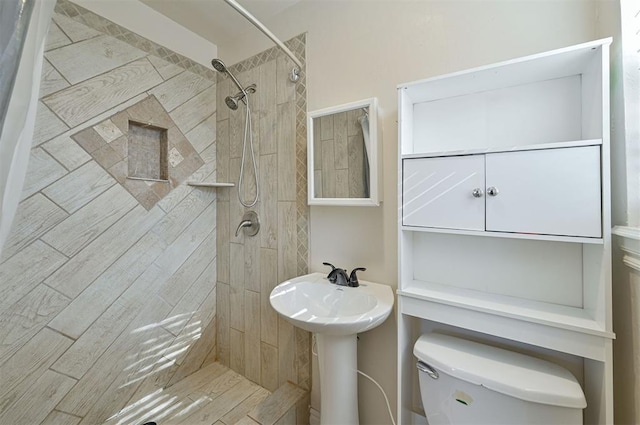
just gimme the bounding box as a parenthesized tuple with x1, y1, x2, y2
(402, 144, 602, 238)
(397, 38, 614, 425)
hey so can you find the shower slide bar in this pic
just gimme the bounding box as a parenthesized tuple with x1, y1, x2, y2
(222, 0, 303, 82)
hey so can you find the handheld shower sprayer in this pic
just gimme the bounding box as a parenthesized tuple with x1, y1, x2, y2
(211, 58, 259, 208)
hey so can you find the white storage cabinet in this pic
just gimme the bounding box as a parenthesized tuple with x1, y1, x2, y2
(397, 38, 614, 425)
(402, 145, 602, 238)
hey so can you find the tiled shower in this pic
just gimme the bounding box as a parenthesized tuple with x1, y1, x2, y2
(0, 0, 310, 423)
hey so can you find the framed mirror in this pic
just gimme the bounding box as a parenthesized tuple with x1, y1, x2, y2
(307, 98, 380, 206)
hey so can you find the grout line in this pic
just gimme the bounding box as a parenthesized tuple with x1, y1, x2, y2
(47, 365, 80, 382)
(44, 325, 77, 342)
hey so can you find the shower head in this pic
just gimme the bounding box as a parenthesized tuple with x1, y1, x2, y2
(225, 94, 242, 111)
(211, 58, 227, 74)
(211, 57, 248, 99)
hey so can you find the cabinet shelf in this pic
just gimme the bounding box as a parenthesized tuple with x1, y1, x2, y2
(401, 138, 602, 159)
(399, 280, 611, 338)
(401, 225, 603, 244)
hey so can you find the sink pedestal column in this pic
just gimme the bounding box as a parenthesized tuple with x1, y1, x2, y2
(316, 333, 359, 425)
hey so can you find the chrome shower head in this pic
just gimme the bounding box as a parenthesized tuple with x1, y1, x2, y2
(211, 58, 227, 74)
(225, 95, 241, 110)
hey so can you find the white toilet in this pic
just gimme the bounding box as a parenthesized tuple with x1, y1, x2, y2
(414, 333, 586, 425)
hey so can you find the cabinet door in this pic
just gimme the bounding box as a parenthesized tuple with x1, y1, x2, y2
(485, 146, 601, 237)
(402, 156, 485, 230)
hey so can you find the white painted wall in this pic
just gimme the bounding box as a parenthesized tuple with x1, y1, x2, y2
(219, 2, 600, 423)
(72, 0, 217, 67)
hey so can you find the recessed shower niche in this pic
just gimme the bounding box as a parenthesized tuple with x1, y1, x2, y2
(72, 95, 204, 209)
(127, 121, 169, 181)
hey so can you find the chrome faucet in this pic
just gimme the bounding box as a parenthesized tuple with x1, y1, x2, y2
(323, 263, 366, 287)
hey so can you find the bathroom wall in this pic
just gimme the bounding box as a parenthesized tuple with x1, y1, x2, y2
(218, 2, 600, 423)
(215, 35, 311, 393)
(0, 1, 220, 423)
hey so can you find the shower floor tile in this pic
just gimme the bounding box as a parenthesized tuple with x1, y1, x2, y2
(103, 362, 270, 425)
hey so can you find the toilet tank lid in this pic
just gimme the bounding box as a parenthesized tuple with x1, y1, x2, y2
(414, 333, 586, 409)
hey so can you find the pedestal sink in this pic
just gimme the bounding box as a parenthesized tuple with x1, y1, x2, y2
(269, 272, 394, 425)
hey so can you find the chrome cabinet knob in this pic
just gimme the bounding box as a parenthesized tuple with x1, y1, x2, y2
(472, 188, 484, 198)
(487, 186, 499, 196)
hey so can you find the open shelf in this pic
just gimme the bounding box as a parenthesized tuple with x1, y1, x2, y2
(399, 280, 611, 338)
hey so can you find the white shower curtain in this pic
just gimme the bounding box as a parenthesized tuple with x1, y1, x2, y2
(0, 0, 55, 257)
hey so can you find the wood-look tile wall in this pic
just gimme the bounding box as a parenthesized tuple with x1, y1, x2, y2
(216, 35, 311, 392)
(0, 5, 220, 423)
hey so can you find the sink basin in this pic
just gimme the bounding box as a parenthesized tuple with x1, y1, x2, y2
(269, 272, 394, 335)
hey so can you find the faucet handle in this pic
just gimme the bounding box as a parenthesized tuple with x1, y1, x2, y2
(323, 262, 338, 283)
(348, 267, 366, 287)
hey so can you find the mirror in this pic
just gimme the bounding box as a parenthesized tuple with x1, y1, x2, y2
(307, 98, 380, 206)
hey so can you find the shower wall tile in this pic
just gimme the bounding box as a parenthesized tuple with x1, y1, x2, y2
(40, 59, 70, 97)
(216, 119, 230, 201)
(260, 342, 279, 392)
(0, 328, 73, 414)
(41, 184, 137, 257)
(229, 105, 244, 159)
(42, 134, 91, 171)
(217, 201, 230, 284)
(0, 370, 77, 425)
(260, 154, 278, 249)
(230, 242, 246, 331)
(258, 60, 277, 156)
(45, 205, 163, 298)
(186, 112, 216, 153)
(149, 70, 213, 112)
(45, 21, 72, 51)
(41, 410, 82, 425)
(244, 228, 261, 292)
(45, 35, 146, 85)
(216, 78, 231, 121)
(216, 33, 308, 391)
(0, 194, 68, 261)
(20, 148, 68, 201)
(52, 13, 101, 43)
(42, 161, 115, 213)
(43, 58, 162, 127)
(47, 231, 166, 339)
(0, 240, 67, 313)
(147, 55, 184, 81)
(230, 328, 246, 374)
(276, 102, 296, 201)
(33, 102, 69, 146)
(217, 282, 231, 367)
(56, 295, 172, 418)
(158, 227, 216, 310)
(259, 247, 278, 346)
(276, 56, 296, 105)
(0, 285, 70, 366)
(277, 317, 296, 387)
(169, 86, 217, 134)
(245, 289, 261, 383)
(277, 201, 297, 283)
(1, 6, 220, 422)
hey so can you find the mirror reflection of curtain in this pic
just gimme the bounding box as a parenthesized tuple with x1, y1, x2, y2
(0, 0, 55, 256)
(358, 113, 370, 198)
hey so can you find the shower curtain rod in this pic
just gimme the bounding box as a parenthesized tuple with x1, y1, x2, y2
(223, 0, 303, 80)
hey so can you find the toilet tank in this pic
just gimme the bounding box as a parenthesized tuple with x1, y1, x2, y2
(414, 333, 586, 425)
